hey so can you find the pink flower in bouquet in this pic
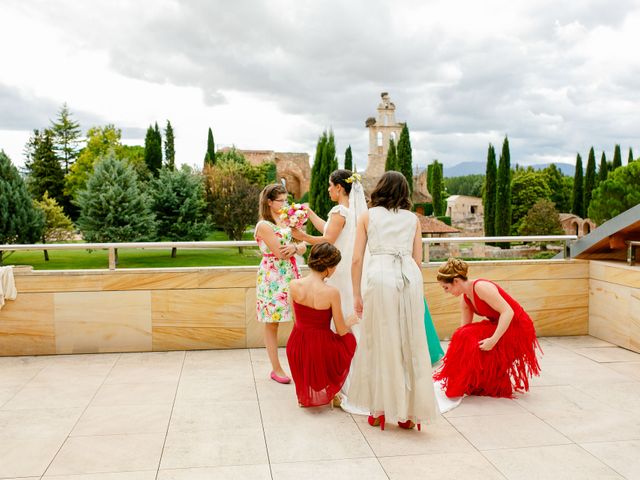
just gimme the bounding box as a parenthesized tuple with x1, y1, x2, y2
(279, 203, 309, 229)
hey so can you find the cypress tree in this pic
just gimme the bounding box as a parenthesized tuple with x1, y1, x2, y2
(628, 147, 634, 164)
(494, 136, 512, 246)
(571, 153, 584, 218)
(344, 145, 353, 171)
(483, 143, 497, 238)
(164, 120, 175, 170)
(385, 138, 398, 171)
(584, 147, 597, 217)
(396, 124, 413, 194)
(204, 127, 215, 166)
(50, 103, 82, 174)
(308, 130, 337, 234)
(598, 152, 608, 184)
(431, 160, 444, 216)
(144, 124, 162, 176)
(612, 144, 622, 170)
(24, 129, 66, 205)
(0, 150, 44, 260)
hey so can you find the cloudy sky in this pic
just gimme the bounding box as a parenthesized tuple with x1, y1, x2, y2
(1, 0, 639, 173)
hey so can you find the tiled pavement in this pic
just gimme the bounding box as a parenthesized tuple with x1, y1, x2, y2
(1, 336, 639, 479)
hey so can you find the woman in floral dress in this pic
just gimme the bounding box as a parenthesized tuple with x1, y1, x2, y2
(255, 184, 306, 384)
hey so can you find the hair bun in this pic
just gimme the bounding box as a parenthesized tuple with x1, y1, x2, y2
(308, 243, 342, 272)
(437, 257, 469, 283)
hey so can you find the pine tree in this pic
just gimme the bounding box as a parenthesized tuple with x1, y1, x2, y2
(144, 124, 162, 176)
(385, 138, 398, 171)
(344, 145, 353, 171)
(598, 152, 608, 184)
(612, 144, 622, 170)
(584, 147, 597, 218)
(0, 150, 44, 261)
(431, 160, 444, 216)
(396, 124, 413, 194)
(571, 153, 584, 218)
(494, 136, 512, 246)
(48, 104, 78, 173)
(24, 129, 66, 205)
(204, 127, 216, 166)
(164, 120, 175, 170)
(33, 192, 75, 261)
(50, 103, 82, 173)
(483, 144, 497, 238)
(76, 152, 156, 247)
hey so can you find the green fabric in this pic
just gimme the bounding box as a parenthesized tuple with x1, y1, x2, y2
(424, 297, 444, 365)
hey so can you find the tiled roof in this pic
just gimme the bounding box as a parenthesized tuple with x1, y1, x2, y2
(415, 213, 460, 234)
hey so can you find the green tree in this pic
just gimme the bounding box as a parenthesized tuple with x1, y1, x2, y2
(204, 162, 260, 252)
(396, 124, 413, 194)
(76, 152, 156, 250)
(445, 174, 484, 197)
(430, 160, 445, 216)
(164, 120, 175, 170)
(510, 169, 552, 233)
(33, 191, 75, 261)
(518, 199, 563, 249)
(612, 144, 622, 170)
(588, 161, 640, 225)
(24, 129, 66, 206)
(120, 145, 151, 183)
(204, 127, 215, 166)
(50, 103, 82, 174)
(150, 166, 209, 257)
(541, 164, 571, 213)
(584, 147, 597, 217)
(0, 150, 44, 262)
(144, 123, 162, 176)
(385, 138, 398, 171)
(308, 130, 337, 234)
(598, 151, 608, 184)
(494, 136, 512, 246)
(344, 145, 353, 171)
(571, 153, 584, 217)
(628, 147, 634, 164)
(215, 147, 276, 188)
(65, 125, 123, 204)
(483, 144, 497, 238)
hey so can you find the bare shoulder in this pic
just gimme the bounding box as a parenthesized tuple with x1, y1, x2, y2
(475, 280, 499, 298)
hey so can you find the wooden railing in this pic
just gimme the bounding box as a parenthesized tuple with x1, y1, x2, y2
(1, 235, 578, 270)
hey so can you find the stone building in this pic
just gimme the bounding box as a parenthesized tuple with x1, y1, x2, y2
(219, 148, 311, 200)
(446, 195, 484, 236)
(559, 214, 596, 237)
(363, 93, 431, 203)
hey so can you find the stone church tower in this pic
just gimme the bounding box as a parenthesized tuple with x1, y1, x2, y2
(363, 92, 403, 191)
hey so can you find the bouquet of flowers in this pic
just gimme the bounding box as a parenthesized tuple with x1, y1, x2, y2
(279, 203, 309, 229)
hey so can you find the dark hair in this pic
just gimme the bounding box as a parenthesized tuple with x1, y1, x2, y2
(329, 169, 353, 195)
(259, 183, 288, 223)
(369, 171, 412, 211)
(307, 242, 341, 272)
(437, 257, 469, 283)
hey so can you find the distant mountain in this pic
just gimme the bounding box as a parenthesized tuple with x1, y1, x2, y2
(443, 161, 575, 177)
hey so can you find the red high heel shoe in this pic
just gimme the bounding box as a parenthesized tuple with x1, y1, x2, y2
(367, 414, 386, 430)
(397, 419, 421, 431)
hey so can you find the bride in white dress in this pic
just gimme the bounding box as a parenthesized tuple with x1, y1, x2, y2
(292, 169, 368, 411)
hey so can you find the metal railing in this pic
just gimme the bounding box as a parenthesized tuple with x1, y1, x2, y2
(1, 235, 578, 270)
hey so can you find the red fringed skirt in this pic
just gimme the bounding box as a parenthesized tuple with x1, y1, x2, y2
(434, 317, 541, 398)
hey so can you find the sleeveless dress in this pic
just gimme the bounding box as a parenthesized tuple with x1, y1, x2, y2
(433, 279, 542, 398)
(347, 207, 438, 424)
(286, 301, 357, 407)
(254, 220, 300, 323)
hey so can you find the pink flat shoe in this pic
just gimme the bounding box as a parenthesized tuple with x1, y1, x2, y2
(270, 371, 291, 384)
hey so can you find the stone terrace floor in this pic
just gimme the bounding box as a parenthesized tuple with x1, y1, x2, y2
(1, 336, 640, 479)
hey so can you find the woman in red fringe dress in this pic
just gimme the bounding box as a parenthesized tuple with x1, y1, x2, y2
(286, 243, 358, 407)
(433, 258, 541, 398)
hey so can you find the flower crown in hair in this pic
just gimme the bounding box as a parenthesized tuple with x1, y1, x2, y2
(344, 173, 362, 184)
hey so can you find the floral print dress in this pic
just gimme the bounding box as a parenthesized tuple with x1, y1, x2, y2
(255, 220, 300, 323)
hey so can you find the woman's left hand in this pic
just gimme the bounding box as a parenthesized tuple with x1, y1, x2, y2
(478, 337, 497, 351)
(280, 244, 297, 257)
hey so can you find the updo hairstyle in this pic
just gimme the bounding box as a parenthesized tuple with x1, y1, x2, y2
(307, 242, 342, 273)
(329, 169, 353, 195)
(437, 257, 469, 283)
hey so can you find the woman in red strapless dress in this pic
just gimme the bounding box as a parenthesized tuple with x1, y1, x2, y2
(433, 258, 541, 398)
(286, 243, 358, 407)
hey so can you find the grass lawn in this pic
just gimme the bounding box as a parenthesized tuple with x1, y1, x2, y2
(2, 230, 262, 270)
